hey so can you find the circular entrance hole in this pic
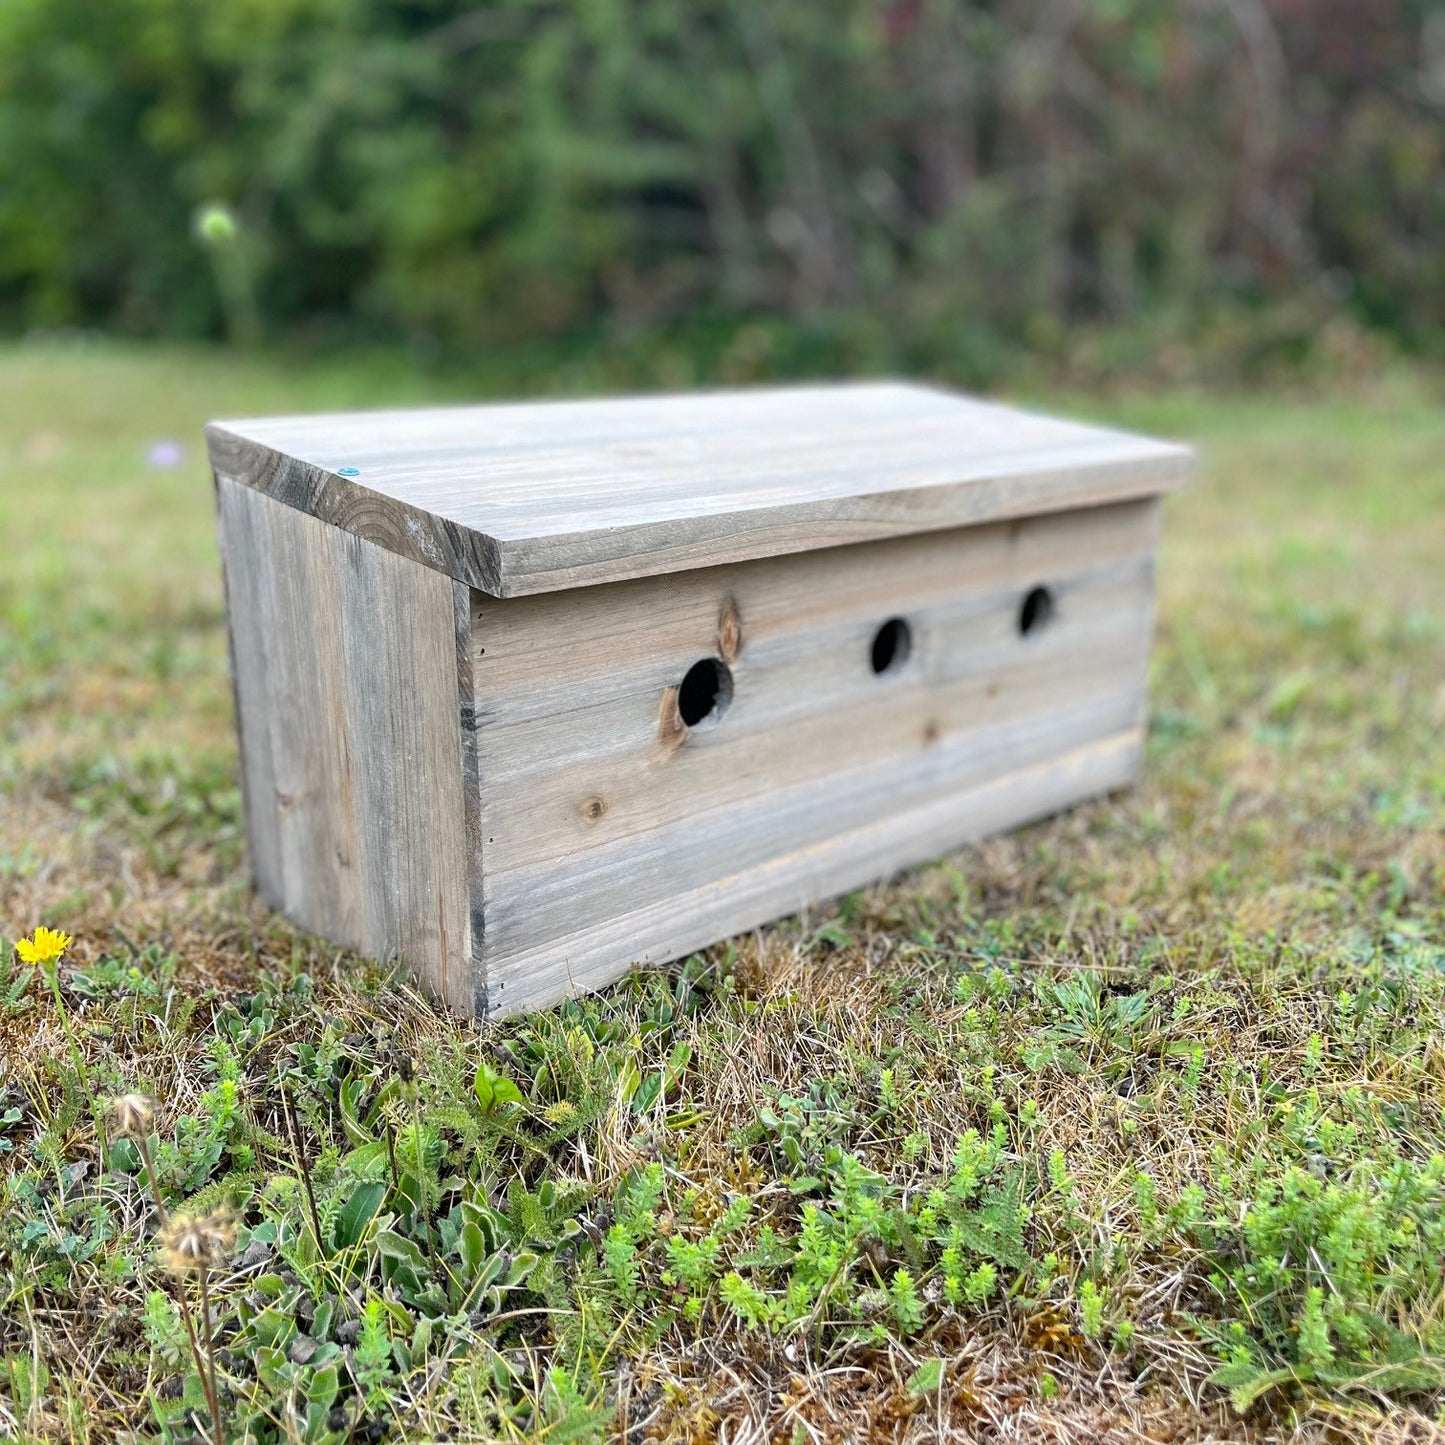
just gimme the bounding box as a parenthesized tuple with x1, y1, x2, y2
(1018, 585, 1056, 637)
(870, 617, 912, 676)
(677, 657, 733, 728)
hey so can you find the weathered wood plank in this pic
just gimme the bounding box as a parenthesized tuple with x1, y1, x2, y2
(216, 478, 474, 1013)
(467, 498, 1158, 726)
(483, 688, 1146, 965)
(482, 728, 1144, 1017)
(220, 474, 365, 943)
(481, 633, 1147, 872)
(208, 383, 1192, 598)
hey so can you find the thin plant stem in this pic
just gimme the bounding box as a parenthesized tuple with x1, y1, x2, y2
(197, 1267, 224, 1445)
(409, 1090, 449, 1283)
(43, 962, 106, 1176)
(135, 1133, 169, 1223)
(46, 965, 89, 1094)
(176, 1281, 224, 1445)
(384, 1119, 400, 1195)
(282, 1083, 325, 1249)
(410, 1090, 427, 1238)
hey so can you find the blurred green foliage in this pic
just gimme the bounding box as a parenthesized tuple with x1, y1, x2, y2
(1, 0, 1441, 379)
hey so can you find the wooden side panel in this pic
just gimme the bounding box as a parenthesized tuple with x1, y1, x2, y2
(216, 477, 475, 1014)
(472, 498, 1162, 1015)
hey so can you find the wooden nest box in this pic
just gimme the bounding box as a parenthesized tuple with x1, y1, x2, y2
(208, 384, 1192, 1017)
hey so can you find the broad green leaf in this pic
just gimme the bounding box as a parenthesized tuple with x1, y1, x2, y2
(459, 1220, 486, 1275)
(253, 1344, 291, 1394)
(474, 1061, 523, 1114)
(334, 1180, 387, 1248)
(306, 1362, 340, 1412)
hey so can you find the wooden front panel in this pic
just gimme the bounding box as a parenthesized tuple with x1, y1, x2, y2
(469, 498, 1161, 1015)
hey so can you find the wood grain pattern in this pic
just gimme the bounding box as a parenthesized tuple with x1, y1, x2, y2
(470, 498, 1161, 1015)
(208, 382, 1192, 598)
(216, 477, 474, 1013)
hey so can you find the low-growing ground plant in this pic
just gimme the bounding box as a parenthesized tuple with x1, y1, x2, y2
(1, 345, 1443, 1441)
(4, 922, 1444, 1441)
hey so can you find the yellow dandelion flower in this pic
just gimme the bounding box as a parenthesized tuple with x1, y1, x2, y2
(15, 926, 73, 968)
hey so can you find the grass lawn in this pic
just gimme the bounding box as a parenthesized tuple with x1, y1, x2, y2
(1, 339, 1443, 1443)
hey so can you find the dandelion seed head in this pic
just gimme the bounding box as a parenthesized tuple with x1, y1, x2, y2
(159, 1209, 237, 1276)
(106, 1093, 158, 1141)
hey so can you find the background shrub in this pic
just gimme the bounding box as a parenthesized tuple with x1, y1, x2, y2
(1, 0, 1441, 376)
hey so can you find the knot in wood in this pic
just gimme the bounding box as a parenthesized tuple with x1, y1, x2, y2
(656, 685, 688, 753)
(716, 596, 743, 665)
